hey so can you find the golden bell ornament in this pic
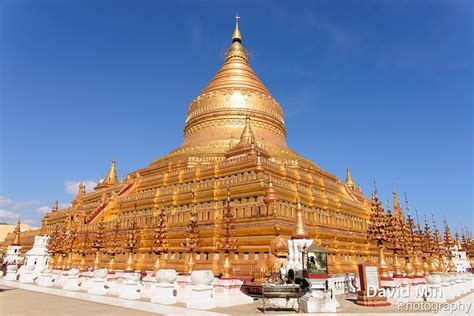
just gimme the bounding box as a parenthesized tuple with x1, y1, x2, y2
(125, 252, 134, 272)
(392, 252, 403, 278)
(186, 253, 195, 273)
(377, 244, 391, 280)
(93, 251, 100, 270)
(108, 256, 115, 273)
(153, 254, 161, 274)
(404, 257, 414, 278)
(222, 252, 232, 278)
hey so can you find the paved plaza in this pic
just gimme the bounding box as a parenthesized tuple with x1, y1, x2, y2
(2, 279, 473, 315)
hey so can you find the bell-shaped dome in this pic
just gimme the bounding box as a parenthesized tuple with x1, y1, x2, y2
(180, 20, 288, 155)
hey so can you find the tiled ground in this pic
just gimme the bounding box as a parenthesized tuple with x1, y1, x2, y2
(1, 280, 473, 315)
(0, 285, 157, 316)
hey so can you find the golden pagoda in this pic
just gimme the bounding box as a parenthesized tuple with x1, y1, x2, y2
(8, 18, 376, 274)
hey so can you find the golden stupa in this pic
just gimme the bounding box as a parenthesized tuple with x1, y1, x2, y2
(4, 19, 374, 274)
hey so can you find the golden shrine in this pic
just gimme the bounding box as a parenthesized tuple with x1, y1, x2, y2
(3, 19, 473, 277)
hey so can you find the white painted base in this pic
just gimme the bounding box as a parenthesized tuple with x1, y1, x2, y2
(186, 285, 216, 310)
(62, 276, 80, 291)
(119, 282, 141, 300)
(87, 279, 109, 296)
(175, 275, 192, 303)
(107, 280, 122, 296)
(79, 278, 91, 291)
(150, 283, 176, 305)
(53, 271, 68, 287)
(4, 271, 18, 281)
(37, 274, 53, 287)
(19, 272, 35, 284)
(140, 281, 154, 299)
(299, 292, 338, 313)
(175, 283, 192, 303)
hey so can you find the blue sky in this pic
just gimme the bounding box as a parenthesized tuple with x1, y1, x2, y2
(0, 0, 472, 232)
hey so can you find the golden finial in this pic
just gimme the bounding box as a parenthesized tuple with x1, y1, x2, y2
(344, 166, 355, 189)
(431, 211, 437, 229)
(371, 179, 378, 199)
(232, 14, 242, 42)
(404, 192, 410, 215)
(12, 218, 21, 246)
(392, 186, 404, 221)
(105, 158, 118, 185)
(443, 216, 453, 246)
(78, 182, 86, 196)
(52, 199, 59, 212)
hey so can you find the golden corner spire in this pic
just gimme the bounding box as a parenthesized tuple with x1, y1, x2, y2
(105, 158, 118, 185)
(264, 175, 278, 205)
(12, 218, 21, 246)
(371, 179, 378, 199)
(52, 199, 59, 212)
(78, 182, 86, 196)
(344, 166, 355, 189)
(232, 14, 242, 43)
(292, 196, 309, 239)
(239, 116, 256, 145)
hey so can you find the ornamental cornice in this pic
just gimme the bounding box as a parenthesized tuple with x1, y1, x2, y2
(184, 115, 286, 139)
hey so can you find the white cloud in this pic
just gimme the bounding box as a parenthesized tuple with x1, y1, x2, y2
(22, 219, 39, 226)
(0, 196, 13, 207)
(35, 206, 50, 214)
(64, 180, 97, 195)
(0, 209, 20, 221)
(0, 196, 48, 225)
(11, 200, 42, 211)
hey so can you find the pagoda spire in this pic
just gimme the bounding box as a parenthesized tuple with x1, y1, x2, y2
(12, 218, 21, 246)
(423, 213, 434, 252)
(344, 167, 355, 190)
(367, 187, 388, 244)
(431, 213, 442, 255)
(392, 187, 404, 221)
(232, 14, 242, 42)
(78, 182, 86, 196)
(264, 175, 278, 204)
(239, 116, 256, 145)
(292, 197, 309, 239)
(454, 230, 462, 250)
(51, 200, 59, 212)
(105, 158, 118, 185)
(414, 208, 422, 236)
(443, 217, 454, 246)
(372, 180, 378, 199)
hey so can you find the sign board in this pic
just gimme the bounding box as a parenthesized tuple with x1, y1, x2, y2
(358, 260, 380, 293)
